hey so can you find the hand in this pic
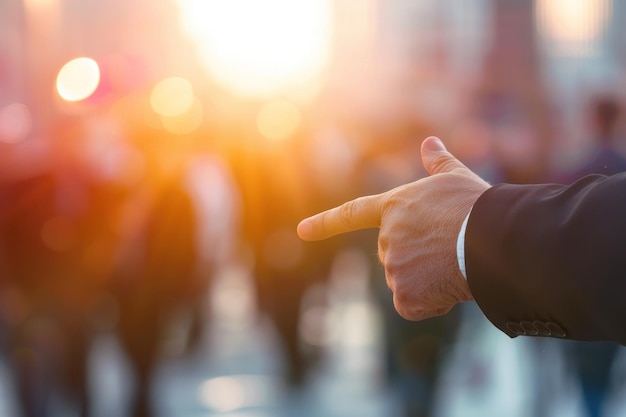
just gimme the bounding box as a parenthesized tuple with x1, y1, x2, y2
(297, 137, 491, 320)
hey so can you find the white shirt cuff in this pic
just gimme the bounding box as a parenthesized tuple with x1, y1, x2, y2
(456, 209, 472, 280)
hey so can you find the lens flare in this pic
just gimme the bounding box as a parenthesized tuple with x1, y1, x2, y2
(56, 57, 101, 102)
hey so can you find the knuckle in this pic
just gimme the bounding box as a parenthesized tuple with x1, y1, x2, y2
(393, 294, 420, 321)
(392, 295, 411, 319)
(388, 267, 449, 321)
(379, 191, 395, 211)
(392, 279, 415, 307)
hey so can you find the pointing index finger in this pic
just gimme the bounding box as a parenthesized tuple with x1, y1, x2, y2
(297, 194, 383, 241)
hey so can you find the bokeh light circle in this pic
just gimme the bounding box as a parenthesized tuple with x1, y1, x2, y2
(150, 77, 195, 117)
(56, 57, 101, 102)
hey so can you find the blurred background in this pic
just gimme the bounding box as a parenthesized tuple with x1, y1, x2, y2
(1, 0, 626, 416)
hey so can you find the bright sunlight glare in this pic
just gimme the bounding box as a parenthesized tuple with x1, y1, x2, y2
(176, 0, 334, 98)
(56, 57, 101, 102)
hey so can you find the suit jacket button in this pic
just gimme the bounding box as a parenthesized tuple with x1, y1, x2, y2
(547, 322, 567, 338)
(533, 321, 551, 336)
(506, 322, 525, 335)
(520, 320, 538, 335)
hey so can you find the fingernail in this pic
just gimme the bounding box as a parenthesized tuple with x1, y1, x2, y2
(423, 136, 446, 152)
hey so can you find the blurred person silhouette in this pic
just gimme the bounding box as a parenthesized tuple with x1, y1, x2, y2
(471, 89, 553, 185)
(554, 94, 626, 417)
(0, 116, 135, 417)
(227, 128, 338, 389)
(110, 126, 240, 417)
(182, 151, 242, 353)
(112, 169, 199, 417)
(0, 115, 235, 417)
(562, 94, 626, 181)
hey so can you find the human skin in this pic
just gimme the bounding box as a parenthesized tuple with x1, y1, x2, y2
(297, 136, 491, 320)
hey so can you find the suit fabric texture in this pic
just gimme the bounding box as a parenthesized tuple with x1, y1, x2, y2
(465, 173, 626, 345)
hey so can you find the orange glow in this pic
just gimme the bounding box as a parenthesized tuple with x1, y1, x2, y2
(0, 103, 33, 144)
(150, 77, 195, 117)
(24, 0, 57, 11)
(41, 217, 75, 252)
(56, 57, 101, 102)
(161, 98, 204, 135)
(256, 100, 301, 141)
(176, 0, 334, 98)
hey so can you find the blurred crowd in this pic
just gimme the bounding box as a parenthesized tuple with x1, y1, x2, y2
(1, 1, 626, 417)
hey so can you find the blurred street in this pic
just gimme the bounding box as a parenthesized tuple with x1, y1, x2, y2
(0, 254, 401, 417)
(1, 253, 625, 417)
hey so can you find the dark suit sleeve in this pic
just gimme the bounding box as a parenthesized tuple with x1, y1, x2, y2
(465, 173, 626, 344)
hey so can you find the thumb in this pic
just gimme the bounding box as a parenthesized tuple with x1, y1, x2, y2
(421, 136, 469, 176)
